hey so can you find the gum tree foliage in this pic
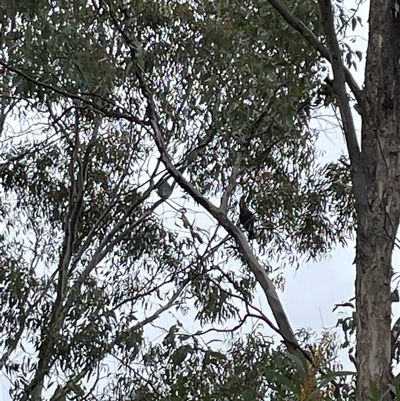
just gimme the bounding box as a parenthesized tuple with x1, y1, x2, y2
(0, 0, 366, 400)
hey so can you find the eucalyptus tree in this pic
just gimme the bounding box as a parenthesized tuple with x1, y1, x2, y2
(0, 0, 377, 400)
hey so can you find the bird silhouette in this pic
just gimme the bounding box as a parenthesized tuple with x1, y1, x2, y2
(239, 196, 255, 240)
(157, 181, 173, 200)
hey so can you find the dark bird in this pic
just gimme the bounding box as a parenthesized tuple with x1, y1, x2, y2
(157, 181, 173, 200)
(239, 196, 255, 240)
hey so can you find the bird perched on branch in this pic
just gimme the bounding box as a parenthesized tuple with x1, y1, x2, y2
(157, 180, 173, 200)
(239, 196, 255, 240)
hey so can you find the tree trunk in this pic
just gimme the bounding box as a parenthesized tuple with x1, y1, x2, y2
(356, 223, 394, 399)
(356, 0, 400, 398)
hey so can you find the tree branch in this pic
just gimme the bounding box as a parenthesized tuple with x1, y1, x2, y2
(220, 153, 242, 212)
(48, 282, 187, 400)
(266, 0, 364, 106)
(149, 105, 300, 354)
(107, 0, 301, 355)
(317, 0, 368, 221)
(0, 58, 146, 127)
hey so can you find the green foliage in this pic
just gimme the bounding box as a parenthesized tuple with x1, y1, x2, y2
(0, 0, 360, 399)
(107, 329, 353, 401)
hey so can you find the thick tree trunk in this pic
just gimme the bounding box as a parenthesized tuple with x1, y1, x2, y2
(356, 0, 400, 398)
(356, 224, 394, 399)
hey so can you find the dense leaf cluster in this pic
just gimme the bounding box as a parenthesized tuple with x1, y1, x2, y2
(0, 0, 358, 399)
